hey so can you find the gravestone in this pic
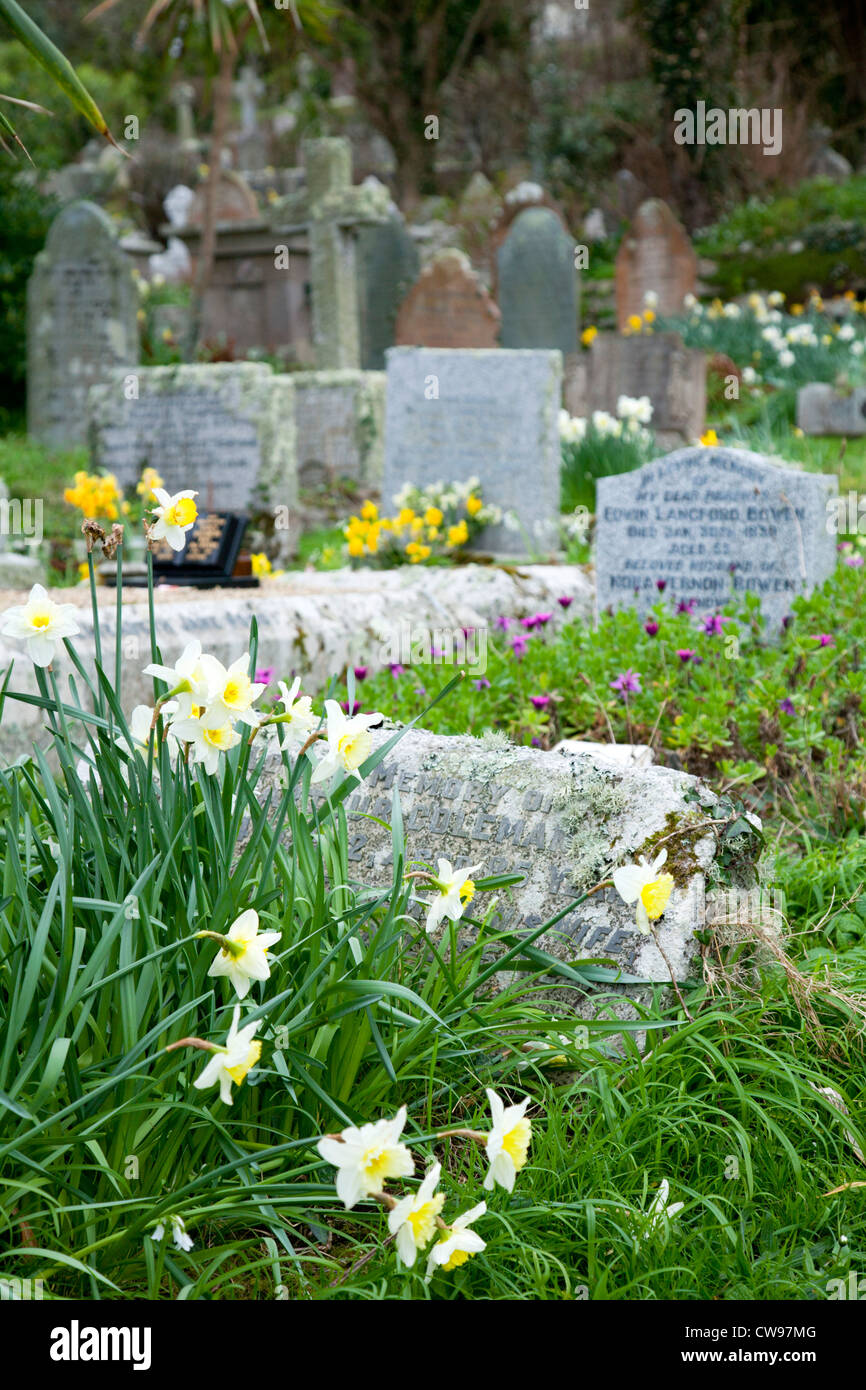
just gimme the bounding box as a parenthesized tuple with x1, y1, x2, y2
(395, 249, 500, 349)
(0, 478, 43, 588)
(255, 726, 761, 1007)
(27, 201, 139, 447)
(796, 383, 866, 436)
(615, 199, 697, 329)
(293, 370, 385, 492)
(87, 363, 298, 554)
(497, 206, 578, 354)
(383, 346, 562, 555)
(233, 65, 269, 171)
(565, 331, 707, 445)
(595, 446, 836, 629)
(187, 170, 260, 225)
(171, 82, 198, 149)
(356, 206, 420, 369)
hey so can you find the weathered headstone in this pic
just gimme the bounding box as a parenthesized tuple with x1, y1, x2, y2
(497, 206, 578, 354)
(187, 170, 260, 225)
(565, 331, 707, 445)
(356, 206, 420, 369)
(0, 478, 43, 589)
(796, 383, 866, 436)
(87, 363, 297, 553)
(595, 446, 836, 629)
(395, 250, 500, 349)
(292, 369, 385, 491)
(27, 201, 139, 447)
(255, 726, 760, 1006)
(383, 346, 562, 555)
(615, 199, 697, 330)
(233, 65, 269, 171)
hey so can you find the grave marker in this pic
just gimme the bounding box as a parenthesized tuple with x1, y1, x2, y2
(615, 199, 697, 330)
(27, 201, 139, 447)
(383, 346, 562, 556)
(292, 369, 385, 491)
(796, 383, 866, 436)
(497, 206, 578, 354)
(565, 331, 707, 444)
(357, 206, 420, 369)
(595, 446, 836, 629)
(395, 249, 500, 349)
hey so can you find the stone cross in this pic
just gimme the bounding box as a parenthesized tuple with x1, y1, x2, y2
(285, 138, 389, 370)
(234, 65, 264, 133)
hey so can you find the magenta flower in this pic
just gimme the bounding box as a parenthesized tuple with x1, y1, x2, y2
(413, 685, 427, 697)
(703, 614, 725, 636)
(389, 662, 406, 677)
(255, 666, 275, 686)
(812, 634, 835, 648)
(353, 666, 368, 681)
(520, 616, 536, 630)
(644, 620, 659, 637)
(495, 615, 510, 631)
(676, 648, 695, 664)
(558, 595, 573, 609)
(778, 698, 796, 716)
(473, 677, 491, 690)
(846, 554, 864, 568)
(510, 635, 529, 658)
(656, 580, 667, 592)
(341, 699, 362, 715)
(535, 612, 553, 626)
(530, 694, 550, 709)
(611, 669, 641, 694)
(676, 599, 697, 615)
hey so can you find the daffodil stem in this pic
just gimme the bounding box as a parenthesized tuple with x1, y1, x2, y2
(164, 1037, 220, 1054)
(195, 930, 243, 957)
(433, 1127, 486, 1144)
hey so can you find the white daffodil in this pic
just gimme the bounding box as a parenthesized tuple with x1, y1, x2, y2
(317, 1105, 414, 1209)
(483, 1088, 532, 1193)
(0, 583, 80, 667)
(143, 639, 210, 716)
(151, 1214, 194, 1252)
(387, 1162, 446, 1267)
(199, 654, 265, 729)
(149, 488, 198, 551)
(425, 1201, 487, 1279)
(276, 676, 318, 740)
(115, 703, 173, 759)
(169, 713, 241, 775)
(309, 699, 382, 785)
(637, 1179, 684, 1241)
(423, 858, 481, 935)
(193, 1005, 262, 1106)
(612, 849, 675, 933)
(201, 908, 282, 1000)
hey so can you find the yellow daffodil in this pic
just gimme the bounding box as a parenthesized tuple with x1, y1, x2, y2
(199, 654, 266, 729)
(581, 325, 598, 346)
(699, 429, 718, 446)
(150, 488, 198, 551)
(317, 1105, 414, 1209)
(360, 499, 378, 521)
(0, 583, 80, 667)
(424, 506, 443, 526)
(466, 494, 482, 516)
(423, 857, 481, 934)
(310, 699, 382, 785)
(612, 848, 674, 933)
(483, 1087, 532, 1193)
(387, 1162, 446, 1267)
(192, 1005, 262, 1106)
(251, 552, 272, 577)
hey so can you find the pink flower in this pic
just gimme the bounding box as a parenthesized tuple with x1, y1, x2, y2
(676, 648, 695, 663)
(389, 663, 406, 677)
(656, 580, 667, 592)
(341, 699, 362, 715)
(846, 555, 864, 569)
(510, 635, 529, 658)
(611, 669, 641, 694)
(812, 634, 834, 648)
(702, 614, 725, 636)
(530, 694, 550, 709)
(473, 678, 491, 690)
(676, 599, 697, 615)
(644, 620, 659, 637)
(255, 666, 275, 686)
(495, 615, 510, 631)
(778, 698, 796, 716)
(558, 596, 573, 609)
(353, 666, 368, 681)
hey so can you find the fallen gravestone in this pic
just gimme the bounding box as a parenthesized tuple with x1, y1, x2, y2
(565, 332, 706, 445)
(595, 446, 836, 629)
(87, 363, 298, 555)
(256, 726, 761, 1011)
(395, 249, 500, 349)
(796, 383, 866, 437)
(497, 206, 578, 354)
(615, 199, 697, 330)
(27, 201, 139, 447)
(382, 346, 562, 555)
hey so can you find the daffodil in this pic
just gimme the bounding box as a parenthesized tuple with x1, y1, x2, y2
(612, 849, 674, 933)
(483, 1087, 531, 1193)
(199, 654, 265, 729)
(423, 857, 481, 935)
(275, 676, 317, 740)
(317, 1106, 414, 1209)
(115, 703, 166, 758)
(142, 639, 210, 715)
(387, 1162, 446, 1267)
(425, 1201, 487, 1279)
(192, 1005, 262, 1106)
(0, 583, 80, 667)
(150, 488, 198, 551)
(309, 699, 381, 786)
(200, 908, 282, 1000)
(169, 713, 241, 775)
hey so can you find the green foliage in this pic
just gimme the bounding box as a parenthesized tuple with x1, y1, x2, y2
(0, 166, 55, 424)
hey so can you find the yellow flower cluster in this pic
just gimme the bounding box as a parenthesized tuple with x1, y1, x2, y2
(136, 466, 164, 502)
(623, 309, 656, 336)
(64, 471, 123, 521)
(344, 495, 483, 565)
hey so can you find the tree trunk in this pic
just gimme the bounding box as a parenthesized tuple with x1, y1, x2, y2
(183, 39, 239, 361)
